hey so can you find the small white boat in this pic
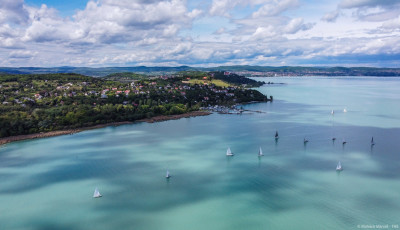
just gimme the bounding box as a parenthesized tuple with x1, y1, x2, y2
(371, 137, 375, 145)
(331, 110, 334, 115)
(166, 170, 171, 178)
(336, 161, 343, 171)
(93, 187, 102, 198)
(343, 108, 347, 113)
(258, 147, 264, 157)
(226, 147, 234, 156)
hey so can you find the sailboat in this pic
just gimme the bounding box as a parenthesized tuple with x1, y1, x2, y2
(371, 137, 375, 145)
(258, 147, 264, 157)
(331, 110, 334, 115)
(342, 139, 347, 145)
(304, 138, 309, 143)
(275, 131, 279, 139)
(343, 108, 347, 113)
(336, 161, 343, 171)
(93, 187, 102, 198)
(165, 170, 171, 178)
(226, 147, 234, 156)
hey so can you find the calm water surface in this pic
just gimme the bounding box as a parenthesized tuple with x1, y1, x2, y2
(1, 77, 399, 230)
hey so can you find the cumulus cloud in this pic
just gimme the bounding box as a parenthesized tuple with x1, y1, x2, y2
(18, 0, 199, 45)
(211, 0, 311, 44)
(251, 0, 299, 18)
(0, 0, 29, 24)
(0, 0, 399, 67)
(251, 26, 276, 40)
(338, 0, 400, 21)
(322, 10, 340, 22)
(72, 0, 198, 44)
(22, 5, 75, 43)
(284, 18, 314, 34)
(209, 0, 233, 16)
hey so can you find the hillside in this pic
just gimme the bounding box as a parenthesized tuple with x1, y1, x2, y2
(1, 66, 400, 77)
(0, 73, 269, 137)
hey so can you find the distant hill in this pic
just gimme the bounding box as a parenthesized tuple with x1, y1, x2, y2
(1, 66, 400, 77)
(205, 66, 400, 76)
(0, 66, 197, 77)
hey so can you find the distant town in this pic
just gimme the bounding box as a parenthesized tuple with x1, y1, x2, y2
(1, 66, 400, 77)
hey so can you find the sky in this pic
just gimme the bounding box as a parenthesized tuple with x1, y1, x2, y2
(1, 0, 400, 67)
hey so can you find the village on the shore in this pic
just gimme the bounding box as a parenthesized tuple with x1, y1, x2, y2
(0, 71, 270, 138)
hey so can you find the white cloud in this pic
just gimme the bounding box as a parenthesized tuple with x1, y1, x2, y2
(0, 0, 399, 67)
(214, 27, 227, 35)
(209, 0, 299, 18)
(209, 0, 232, 16)
(22, 5, 76, 43)
(251, 0, 299, 18)
(17, 0, 197, 46)
(379, 16, 400, 32)
(188, 9, 203, 19)
(284, 18, 314, 34)
(338, 0, 400, 22)
(9, 50, 37, 58)
(322, 10, 340, 22)
(251, 26, 276, 40)
(0, 0, 29, 24)
(351, 37, 400, 55)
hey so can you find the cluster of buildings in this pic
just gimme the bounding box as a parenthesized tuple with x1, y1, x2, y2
(1, 74, 241, 107)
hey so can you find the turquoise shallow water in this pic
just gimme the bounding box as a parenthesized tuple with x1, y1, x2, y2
(1, 77, 400, 230)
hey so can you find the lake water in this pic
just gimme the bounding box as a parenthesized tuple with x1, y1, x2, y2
(1, 77, 400, 230)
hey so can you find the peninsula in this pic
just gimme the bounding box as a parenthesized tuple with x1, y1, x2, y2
(0, 71, 270, 143)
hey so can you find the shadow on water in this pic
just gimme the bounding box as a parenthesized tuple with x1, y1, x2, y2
(0, 104, 400, 229)
(33, 223, 79, 230)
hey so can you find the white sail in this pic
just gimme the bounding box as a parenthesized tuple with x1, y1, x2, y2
(93, 187, 102, 198)
(336, 161, 343, 171)
(331, 110, 334, 115)
(166, 170, 171, 178)
(226, 147, 234, 156)
(258, 147, 264, 156)
(343, 108, 347, 113)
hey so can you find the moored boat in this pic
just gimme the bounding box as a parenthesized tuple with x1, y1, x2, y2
(336, 161, 343, 171)
(258, 147, 264, 157)
(93, 187, 102, 198)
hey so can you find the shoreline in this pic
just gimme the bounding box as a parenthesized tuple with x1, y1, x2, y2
(137, 111, 211, 123)
(0, 111, 211, 146)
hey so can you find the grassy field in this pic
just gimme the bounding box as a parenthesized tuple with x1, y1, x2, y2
(188, 79, 230, 87)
